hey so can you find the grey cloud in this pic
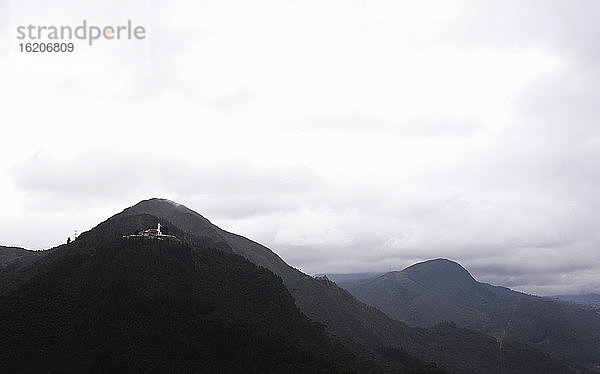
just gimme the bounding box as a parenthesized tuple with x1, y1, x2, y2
(163, 162, 320, 196)
(11, 147, 322, 218)
(294, 114, 481, 137)
(442, 1, 600, 62)
(209, 86, 256, 113)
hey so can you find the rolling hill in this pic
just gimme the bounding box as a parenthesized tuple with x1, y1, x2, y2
(345, 258, 600, 366)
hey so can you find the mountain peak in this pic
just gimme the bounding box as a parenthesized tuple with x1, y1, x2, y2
(399, 258, 477, 291)
(121, 198, 214, 229)
(142, 197, 181, 205)
(115, 198, 304, 285)
(128, 198, 190, 212)
(403, 258, 471, 274)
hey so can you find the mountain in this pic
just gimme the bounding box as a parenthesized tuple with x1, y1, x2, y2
(0, 221, 379, 372)
(345, 258, 600, 366)
(116, 198, 304, 285)
(0, 199, 589, 373)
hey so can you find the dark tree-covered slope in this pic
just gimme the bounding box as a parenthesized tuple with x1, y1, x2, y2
(0, 245, 48, 295)
(0, 246, 40, 266)
(0, 236, 382, 373)
(346, 259, 600, 366)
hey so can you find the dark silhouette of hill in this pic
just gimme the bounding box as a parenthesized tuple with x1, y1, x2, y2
(0, 231, 383, 373)
(0, 246, 46, 270)
(0, 200, 590, 373)
(0, 246, 35, 264)
(346, 258, 600, 366)
(0, 245, 48, 295)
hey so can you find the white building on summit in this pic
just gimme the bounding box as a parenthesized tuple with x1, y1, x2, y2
(126, 223, 177, 240)
(139, 223, 163, 237)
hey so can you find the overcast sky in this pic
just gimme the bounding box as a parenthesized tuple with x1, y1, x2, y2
(2, 0, 599, 296)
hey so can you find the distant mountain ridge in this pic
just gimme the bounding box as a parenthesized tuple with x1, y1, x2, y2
(317, 272, 385, 285)
(551, 294, 600, 315)
(0, 199, 590, 373)
(552, 293, 600, 305)
(344, 258, 600, 366)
